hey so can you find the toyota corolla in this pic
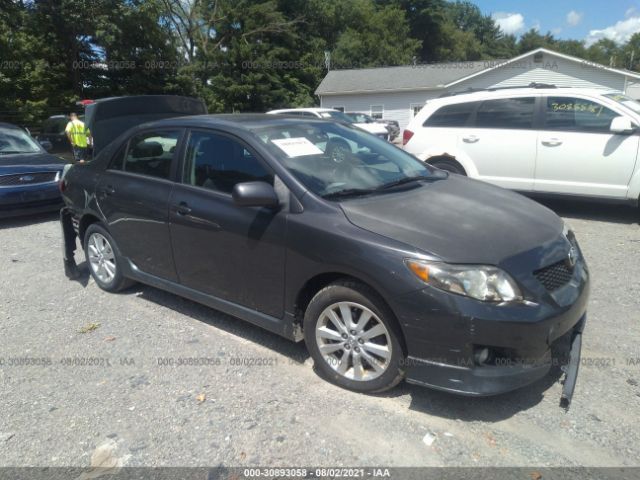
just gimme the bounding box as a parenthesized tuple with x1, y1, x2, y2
(60, 96, 589, 407)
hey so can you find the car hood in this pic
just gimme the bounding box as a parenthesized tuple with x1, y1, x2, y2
(339, 175, 564, 265)
(0, 152, 67, 169)
(354, 123, 388, 135)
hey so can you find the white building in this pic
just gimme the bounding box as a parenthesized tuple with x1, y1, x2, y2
(316, 48, 640, 131)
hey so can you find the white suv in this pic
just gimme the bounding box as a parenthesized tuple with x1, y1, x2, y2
(267, 108, 390, 141)
(403, 87, 640, 204)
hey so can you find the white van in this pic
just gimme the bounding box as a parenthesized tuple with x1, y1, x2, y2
(403, 86, 640, 204)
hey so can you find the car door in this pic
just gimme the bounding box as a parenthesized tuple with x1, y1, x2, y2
(169, 129, 286, 318)
(456, 96, 539, 191)
(534, 95, 639, 198)
(96, 129, 183, 282)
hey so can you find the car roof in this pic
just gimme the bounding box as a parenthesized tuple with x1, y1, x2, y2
(126, 113, 329, 132)
(268, 107, 337, 114)
(428, 87, 623, 106)
(0, 122, 24, 130)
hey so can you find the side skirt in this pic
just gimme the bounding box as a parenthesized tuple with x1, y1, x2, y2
(121, 259, 300, 342)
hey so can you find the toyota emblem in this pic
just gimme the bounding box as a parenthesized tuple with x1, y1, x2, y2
(567, 246, 578, 268)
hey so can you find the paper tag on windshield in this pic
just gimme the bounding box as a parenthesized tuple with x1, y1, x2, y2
(271, 137, 323, 157)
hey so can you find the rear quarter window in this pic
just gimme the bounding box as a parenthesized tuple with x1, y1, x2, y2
(423, 102, 479, 127)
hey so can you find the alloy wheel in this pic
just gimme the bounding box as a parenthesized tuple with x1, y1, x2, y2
(315, 301, 392, 381)
(87, 232, 116, 284)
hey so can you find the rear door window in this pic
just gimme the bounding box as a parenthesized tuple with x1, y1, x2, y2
(545, 97, 619, 133)
(475, 97, 535, 129)
(424, 102, 478, 127)
(113, 130, 181, 179)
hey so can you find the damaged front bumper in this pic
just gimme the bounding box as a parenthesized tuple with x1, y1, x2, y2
(391, 264, 589, 407)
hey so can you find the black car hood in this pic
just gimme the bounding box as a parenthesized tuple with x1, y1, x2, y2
(339, 175, 564, 265)
(0, 152, 67, 168)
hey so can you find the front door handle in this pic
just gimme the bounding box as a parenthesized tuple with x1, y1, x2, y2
(462, 135, 479, 143)
(175, 202, 192, 215)
(542, 138, 563, 147)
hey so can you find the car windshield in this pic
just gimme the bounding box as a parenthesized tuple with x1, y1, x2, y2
(316, 111, 354, 123)
(252, 121, 434, 199)
(603, 93, 640, 114)
(345, 113, 373, 123)
(0, 126, 42, 154)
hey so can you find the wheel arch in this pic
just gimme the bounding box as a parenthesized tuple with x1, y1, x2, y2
(78, 213, 102, 244)
(426, 155, 467, 174)
(419, 148, 479, 177)
(293, 272, 408, 354)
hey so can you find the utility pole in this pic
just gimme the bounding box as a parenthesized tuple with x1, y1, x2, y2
(324, 51, 331, 71)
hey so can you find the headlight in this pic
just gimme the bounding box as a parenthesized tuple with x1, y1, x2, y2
(405, 259, 523, 303)
(54, 170, 62, 182)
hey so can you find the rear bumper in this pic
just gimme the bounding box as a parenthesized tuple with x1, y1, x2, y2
(0, 183, 62, 218)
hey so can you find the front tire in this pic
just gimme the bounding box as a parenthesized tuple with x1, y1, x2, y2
(84, 223, 133, 292)
(304, 281, 405, 393)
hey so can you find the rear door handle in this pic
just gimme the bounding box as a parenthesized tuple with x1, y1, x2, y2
(175, 202, 192, 216)
(542, 138, 563, 147)
(462, 135, 479, 143)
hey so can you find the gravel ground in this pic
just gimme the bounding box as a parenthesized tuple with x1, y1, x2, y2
(0, 199, 639, 468)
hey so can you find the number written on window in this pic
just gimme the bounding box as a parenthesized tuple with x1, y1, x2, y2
(545, 97, 618, 133)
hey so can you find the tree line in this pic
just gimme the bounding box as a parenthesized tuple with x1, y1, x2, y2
(1, 0, 639, 129)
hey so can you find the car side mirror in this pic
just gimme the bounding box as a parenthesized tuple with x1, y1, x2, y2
(232, 181, 280, 209)
(610, 116, 636, 134)
(39, 140, 53, 151)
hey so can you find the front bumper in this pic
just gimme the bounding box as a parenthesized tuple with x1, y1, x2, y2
(392, 261, 589, 396)
(0, 183, 63, 218)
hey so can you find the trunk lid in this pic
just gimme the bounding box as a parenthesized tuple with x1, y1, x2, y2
(85, 95, 207, 156)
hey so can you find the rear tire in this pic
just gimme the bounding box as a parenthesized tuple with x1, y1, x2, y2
(303, 280, 405, 393)
(430, 158, 466, 175)
(84, 223, 134, 293)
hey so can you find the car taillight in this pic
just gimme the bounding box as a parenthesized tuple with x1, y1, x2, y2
(402, 129, 414, 145)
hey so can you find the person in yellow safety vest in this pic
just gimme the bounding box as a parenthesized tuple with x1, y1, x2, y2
(65, 112, 92, 163)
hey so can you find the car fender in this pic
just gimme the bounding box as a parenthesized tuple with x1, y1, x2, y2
(627, 165, 640, 203)
(417, 147, 480, 178)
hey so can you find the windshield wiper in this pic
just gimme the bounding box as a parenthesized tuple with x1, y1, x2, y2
(322, 188, 376, 199)
(377, 175, 432, 190)
(0, 151, 24, 155)
(323, 172, 447, 199)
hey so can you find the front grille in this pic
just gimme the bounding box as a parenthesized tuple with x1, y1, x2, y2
(0, 171, 58, 187)
(534, 260, 573, 291)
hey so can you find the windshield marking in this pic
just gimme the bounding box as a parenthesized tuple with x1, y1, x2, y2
(271, 137, 324, 157)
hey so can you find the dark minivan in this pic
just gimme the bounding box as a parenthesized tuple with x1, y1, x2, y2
(60, 96, 588, 406)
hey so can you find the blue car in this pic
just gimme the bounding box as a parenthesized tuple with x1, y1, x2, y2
(0, 122, 68, 218)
